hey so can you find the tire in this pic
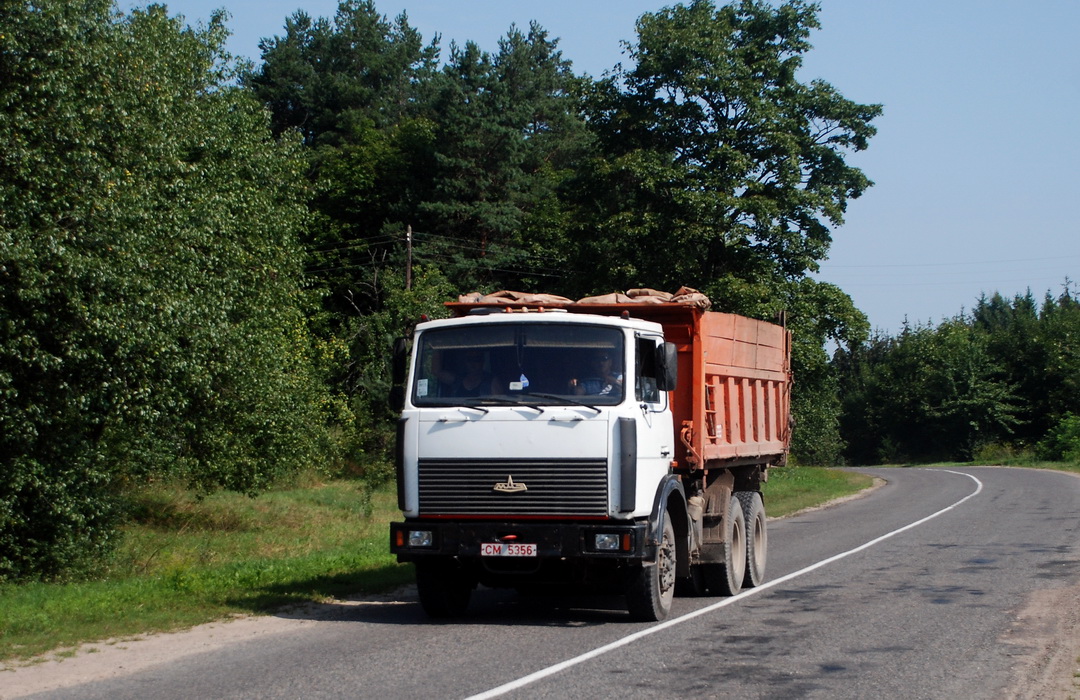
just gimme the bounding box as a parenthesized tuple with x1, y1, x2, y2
(626, 513, 677, 621)
(737, 491, 767, 588)
(675, 564, 707, 597)
(702, 495, 745, 596)
(415, 559, 473, 618)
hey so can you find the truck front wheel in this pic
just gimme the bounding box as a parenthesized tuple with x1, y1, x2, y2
(415, 558, 473, 618)
(626, 514, 677, 621)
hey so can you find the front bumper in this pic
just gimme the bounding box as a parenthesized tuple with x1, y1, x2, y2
(390, 520, 652, 562)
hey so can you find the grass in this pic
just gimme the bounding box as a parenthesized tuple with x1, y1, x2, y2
(4, 461, 1061, 666)
(996, 460, 1080, 475)
(0, 477, 413, 664)
(970, 443, 1080, 474)
(762, 465, 875, 517)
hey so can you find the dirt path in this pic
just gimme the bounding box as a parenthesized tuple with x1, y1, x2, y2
(1005, 579, 1080, 699)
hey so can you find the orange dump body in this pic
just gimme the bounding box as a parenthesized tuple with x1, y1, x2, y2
(445, 300, 793, 471)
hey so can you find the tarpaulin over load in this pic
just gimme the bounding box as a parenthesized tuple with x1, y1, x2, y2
(456, 287, 711, 309)
(456, 290, 574, 305)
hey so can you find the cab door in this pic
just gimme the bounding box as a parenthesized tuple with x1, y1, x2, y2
(633, 334, 674, 506)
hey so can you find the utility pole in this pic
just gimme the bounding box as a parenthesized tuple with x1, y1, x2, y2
(405, 225, 413, 291)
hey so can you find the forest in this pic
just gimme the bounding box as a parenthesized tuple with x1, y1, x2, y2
(1, 0, 1076, 582)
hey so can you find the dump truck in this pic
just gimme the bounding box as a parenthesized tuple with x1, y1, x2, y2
(389, 290, 792, 621)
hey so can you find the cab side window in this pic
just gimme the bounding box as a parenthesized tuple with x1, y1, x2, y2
(635, 336, 661, 403)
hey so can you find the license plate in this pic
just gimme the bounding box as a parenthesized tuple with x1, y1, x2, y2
(480, 542, 537, 557)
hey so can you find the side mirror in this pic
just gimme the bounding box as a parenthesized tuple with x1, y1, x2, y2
(389, 337, 409, 412)
(391, 337, 408, 385)
(389, 385, 406, 413)
(656, 342, 678, 391)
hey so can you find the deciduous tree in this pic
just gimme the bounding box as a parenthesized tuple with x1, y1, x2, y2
(568, 0, 880, 298)
(0, 1, 329, 580)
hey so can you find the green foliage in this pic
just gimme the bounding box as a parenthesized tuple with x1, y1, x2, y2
(834, 284, 1080, 464)
(418, 22, 592, 291)
(250, 3, 592, 308)
(248, 3, 598, 475)
(1038, 413, 1080, 463)
(970, 442, 1043, 466)
(246, 1, 443, 321)
(861, 321, 1019, 462)
(1033, 287, 1080, 433)
(339, 266, 452, 477)
(785, 279, 869, 464)
(246, 0, 439, 145)
(1, 0, 126, 581)
(0, 1, 334, 580)
(972, 291, 1048, 441)
(565, 0, 881, 297)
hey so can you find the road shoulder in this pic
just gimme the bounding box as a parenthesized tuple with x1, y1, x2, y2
(1004, 579, 1080, 699)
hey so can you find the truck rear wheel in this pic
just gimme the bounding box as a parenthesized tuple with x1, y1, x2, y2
(703, 495, 745, 596)
(626, 514, 677, 621)
(415, 559, 473, 618)
(737, 491, 767, 588)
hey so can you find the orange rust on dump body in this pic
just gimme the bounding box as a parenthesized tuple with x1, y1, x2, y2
(444, 298, 793, 472)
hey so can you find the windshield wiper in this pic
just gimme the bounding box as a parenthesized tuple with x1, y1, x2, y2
(468, 396, 544, 414)
(452, 402, 489, 414)
(516, 393, 602, 414)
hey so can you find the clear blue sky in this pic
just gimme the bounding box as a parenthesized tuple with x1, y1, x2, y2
(123, 0, 1080, 336)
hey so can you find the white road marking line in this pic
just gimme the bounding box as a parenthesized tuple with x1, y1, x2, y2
(465, 469, 983, 700)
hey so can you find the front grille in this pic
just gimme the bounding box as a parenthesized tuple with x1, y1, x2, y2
(418, 459, 608, 516)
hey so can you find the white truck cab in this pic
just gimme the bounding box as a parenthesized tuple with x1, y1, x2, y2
(398, 310, 674, 519)
(391, 308, 682, 619)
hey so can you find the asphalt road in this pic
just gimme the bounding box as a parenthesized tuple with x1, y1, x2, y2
(17, 467, 1080, 699)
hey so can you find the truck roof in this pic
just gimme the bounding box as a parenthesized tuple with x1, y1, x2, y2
(444, 299, 708, 329)
(419, 306, 665, 334)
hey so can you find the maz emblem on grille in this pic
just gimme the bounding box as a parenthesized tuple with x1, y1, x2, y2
(493, 475, 527, 493)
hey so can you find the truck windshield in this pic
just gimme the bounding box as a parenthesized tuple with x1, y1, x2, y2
(412, 322, 625, 406)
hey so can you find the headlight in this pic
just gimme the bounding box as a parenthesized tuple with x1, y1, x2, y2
(408, 530, 434, 547)
(594, 533, 621, 551)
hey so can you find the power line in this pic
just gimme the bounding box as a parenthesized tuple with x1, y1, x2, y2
(307, 249, 572, 278)
(306, 229, 570, 268)
(822, 254, 1080, 269)
(308, 234, 402, 253)
(826, 277, 1073, 289)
